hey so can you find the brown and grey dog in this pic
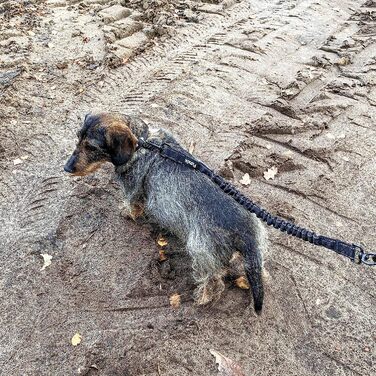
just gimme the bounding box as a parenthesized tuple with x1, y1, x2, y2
(64, 113, 267, 314)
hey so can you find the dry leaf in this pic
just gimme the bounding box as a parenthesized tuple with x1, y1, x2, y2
(159, 249, 167, 261)
(169, 293, 181, 308)
(239, 173, 251, 186)
(40, 253, 52, 270)
(235, 276, 250, 290)
(71, 333, 82, 346)
(20, 155, 29, 160)
(13, 158, 23, 165)
(157, 235, 168, 247)
(210, 350, 245, 376)
(263, 166, 278, 180)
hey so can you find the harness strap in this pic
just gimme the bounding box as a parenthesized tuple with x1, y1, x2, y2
(137, 137, 376, 266)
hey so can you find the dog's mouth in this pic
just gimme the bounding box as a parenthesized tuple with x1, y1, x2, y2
(64, 160, 104, 176)
(63, 166, 89, 177)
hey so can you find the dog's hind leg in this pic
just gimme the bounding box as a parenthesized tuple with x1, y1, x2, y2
(186, 233, 225, 305)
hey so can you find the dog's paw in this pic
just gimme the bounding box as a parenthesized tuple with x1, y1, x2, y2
(193, 274, 225, 306)
(120, 202, 144, 222)
(130, 203, 144, 221)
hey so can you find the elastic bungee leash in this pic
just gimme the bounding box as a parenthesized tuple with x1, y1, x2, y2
(138, 137, 376, 266)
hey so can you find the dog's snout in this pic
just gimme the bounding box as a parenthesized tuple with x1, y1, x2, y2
(64, 154, 77, 173)
(64, 164, 74, 173)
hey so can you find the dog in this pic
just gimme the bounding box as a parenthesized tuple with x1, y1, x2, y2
(64, 113, 267, 314)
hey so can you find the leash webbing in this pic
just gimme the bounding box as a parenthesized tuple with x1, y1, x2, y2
(137, 137, 376, 266)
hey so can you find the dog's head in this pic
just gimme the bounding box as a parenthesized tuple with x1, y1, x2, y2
(64, 113, 138, 176)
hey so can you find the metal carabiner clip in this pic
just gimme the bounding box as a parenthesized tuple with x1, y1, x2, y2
(361, 252, 376, 266)
(353, 245, 364, 264)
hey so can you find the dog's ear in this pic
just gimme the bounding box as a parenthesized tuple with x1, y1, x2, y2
(80, 113, 100, 137)
(106, 125, 137, 166)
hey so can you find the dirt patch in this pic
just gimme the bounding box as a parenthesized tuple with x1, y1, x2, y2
(1, 0, 375, 375)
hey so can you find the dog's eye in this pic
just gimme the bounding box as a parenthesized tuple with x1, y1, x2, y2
(86, 143, 98, 151)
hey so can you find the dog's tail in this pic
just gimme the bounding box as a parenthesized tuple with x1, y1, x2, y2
(244, 243, 264, 315)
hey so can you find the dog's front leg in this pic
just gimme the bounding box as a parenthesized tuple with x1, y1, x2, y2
(120, 199, 144, 222)
(128, 202, 144, 221)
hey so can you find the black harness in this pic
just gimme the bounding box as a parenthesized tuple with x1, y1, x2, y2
(137, 137, 376, 266)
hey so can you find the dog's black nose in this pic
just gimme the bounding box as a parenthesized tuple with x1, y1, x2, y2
(64, 164, 74, 173)
(64, 154, 77, 173)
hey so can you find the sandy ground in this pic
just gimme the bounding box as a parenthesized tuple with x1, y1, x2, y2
(1, 0, 375, 375)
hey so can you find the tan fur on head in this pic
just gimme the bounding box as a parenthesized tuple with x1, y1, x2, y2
(72, 158, 106, 177)
(65, 113, 139, 176)
(102, 114, 138, 150)
(102, 115, 138, 166)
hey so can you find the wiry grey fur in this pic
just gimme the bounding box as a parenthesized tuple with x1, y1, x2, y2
(64, 113, 267, 313)
(117, 119, 267, 314)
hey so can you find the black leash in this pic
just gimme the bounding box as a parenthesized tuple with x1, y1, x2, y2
(138, 137, 376, 266)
